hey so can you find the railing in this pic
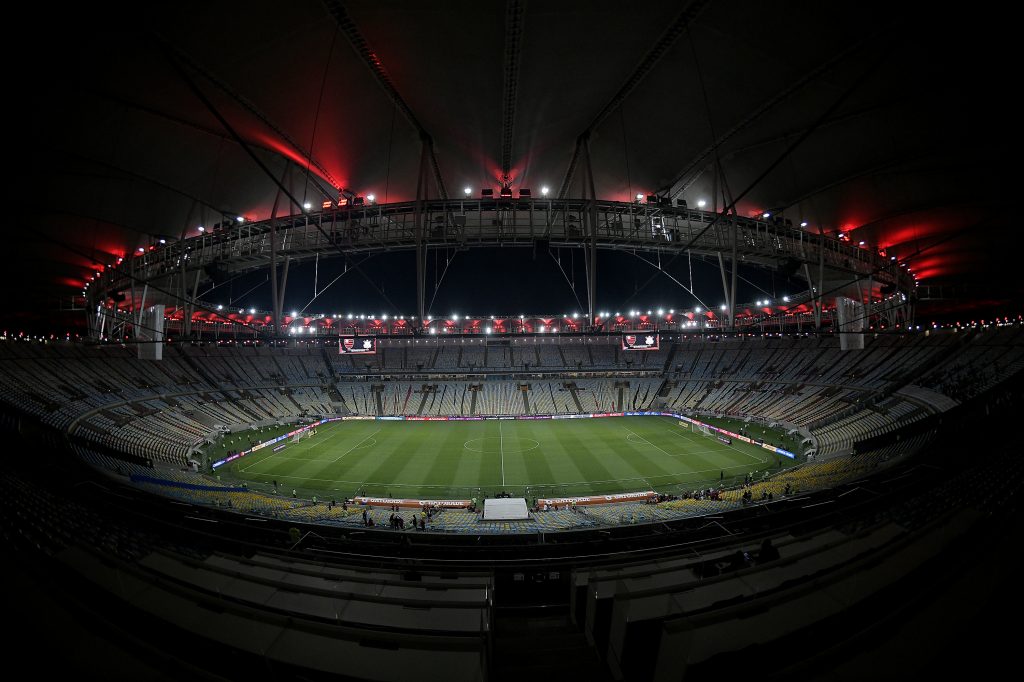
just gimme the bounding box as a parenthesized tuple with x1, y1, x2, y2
(89, 199, 913, 308)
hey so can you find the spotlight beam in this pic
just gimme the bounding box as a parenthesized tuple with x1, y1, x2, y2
(322, 0, 449, 199)
(556, 0, 710, 199)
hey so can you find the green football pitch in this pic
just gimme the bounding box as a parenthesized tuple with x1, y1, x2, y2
(216, 416, 796, 500)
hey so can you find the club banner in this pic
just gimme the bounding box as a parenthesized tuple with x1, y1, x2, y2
(536, 490, 658, 507)
(355, 497, 471, 509)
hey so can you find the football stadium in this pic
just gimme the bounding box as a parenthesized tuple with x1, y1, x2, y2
(4, 2, 1021, 681)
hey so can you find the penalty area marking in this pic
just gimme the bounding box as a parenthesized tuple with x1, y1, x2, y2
(658, 416, 769, 464)
(622, 426, 678, 460)
(330, 428, 382, 463)
(624, 432, 758, 460)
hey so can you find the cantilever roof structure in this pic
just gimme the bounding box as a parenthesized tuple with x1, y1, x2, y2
(9, 1, 1015, 327)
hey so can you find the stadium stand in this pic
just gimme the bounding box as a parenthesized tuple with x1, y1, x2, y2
(2, 327, 1022, 527)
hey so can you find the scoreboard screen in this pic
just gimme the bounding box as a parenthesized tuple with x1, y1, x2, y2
(339, 336, 377, 354)
(622, 333, 659, 351)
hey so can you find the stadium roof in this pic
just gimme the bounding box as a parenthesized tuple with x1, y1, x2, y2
(9, 1, 1015, 327)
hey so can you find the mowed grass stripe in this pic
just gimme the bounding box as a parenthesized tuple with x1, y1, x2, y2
(284, 425, 379, 482)
(643, 423, 736, 473)
(509, 422, 556, 492)
(351, 425, 431, 495)
(614, 425, 681, 483)
(590, 420, 676, 489)
(424, 421, 476, 491)
(553, 421, 622, 492)
(222, 417, 792, 497)
(240, 422, 357, 477)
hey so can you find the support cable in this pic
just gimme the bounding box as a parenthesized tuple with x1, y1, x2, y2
(556, 0, 710, 198)
(622, 47, 890, 309)
(303, 28, 340, 207)
(162, 42, 404, 315)
(549, 249, 587, 313)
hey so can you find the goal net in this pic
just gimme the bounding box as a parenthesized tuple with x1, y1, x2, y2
(291, 429, 311, 444)
(690, 422, 714, 438)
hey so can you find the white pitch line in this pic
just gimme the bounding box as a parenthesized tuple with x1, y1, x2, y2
(658, 416, 768, 464)
(330, 427, 381, 463)
(622, 426, 678, 459)
(239, 422, 349, 473)
(498, 419, 506, 487)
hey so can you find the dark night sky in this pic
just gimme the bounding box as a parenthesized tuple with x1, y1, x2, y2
(5, 1, 1018, 330)
(217, 248, 803, 319)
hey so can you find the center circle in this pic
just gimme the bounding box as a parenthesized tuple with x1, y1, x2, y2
(463, 437, 540, 454)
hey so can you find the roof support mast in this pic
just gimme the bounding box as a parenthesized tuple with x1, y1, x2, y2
(500, 0, 525, 189)
(555, 0, 708, 199)
(414, 139, 431, 323)
(582, 136, 599, 328)
(323, 0, 448, 200)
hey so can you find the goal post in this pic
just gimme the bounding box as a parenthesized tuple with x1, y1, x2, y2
(689, 422, 714, 438)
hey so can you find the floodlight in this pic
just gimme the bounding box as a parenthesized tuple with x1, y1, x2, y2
(541, 186, 550, 196)
(303, 202, 312, 210)
(697, 199, 706, 208)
